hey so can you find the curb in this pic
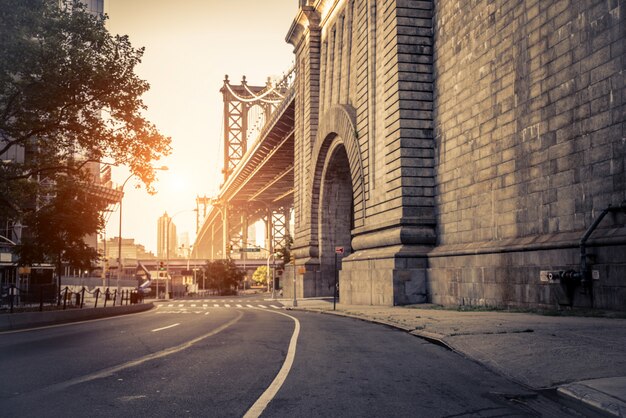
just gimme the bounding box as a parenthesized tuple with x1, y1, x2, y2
(0, 303, 154, 332)
(558, 381, 626, 417)
(290, 306, 454, 350)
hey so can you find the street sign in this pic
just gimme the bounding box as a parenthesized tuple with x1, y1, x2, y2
(239, 248, 261, 252)
(335, 246, 344, 255)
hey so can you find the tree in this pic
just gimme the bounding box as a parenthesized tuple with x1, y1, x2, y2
(203, 260, 245, 295)
(0, 0, 171, 193)
(252, 266, 268, 286)
(14, 175, 109, 289)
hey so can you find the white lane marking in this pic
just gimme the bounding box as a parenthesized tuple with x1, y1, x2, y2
(151, 323, 180, 332)
(191, 304, 197, 307)
(270, 305, 280, 309)
(213, 304, 220, 307)
(258, 304, 268, 309)
(246, 304, 255, 308)
(244, 310, 301, 418)
(236, 304, 243, 308)
(168, 304, 174, 307)
(204, 312, 210, 316)
(202, 304, 208, 307)
(178, 304, 185, 307)
(224, 304, 231, 308)
(41, 311, 244, 393)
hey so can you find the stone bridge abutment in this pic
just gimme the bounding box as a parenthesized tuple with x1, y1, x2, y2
(284, 0, 625, 309)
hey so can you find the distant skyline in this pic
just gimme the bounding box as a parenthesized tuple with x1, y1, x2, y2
(103, 1, 297, 253)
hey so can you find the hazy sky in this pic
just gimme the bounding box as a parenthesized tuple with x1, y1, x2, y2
(104, 0, 298, 253)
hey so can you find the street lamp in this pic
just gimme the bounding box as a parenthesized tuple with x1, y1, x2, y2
(117, 166, 168, 304)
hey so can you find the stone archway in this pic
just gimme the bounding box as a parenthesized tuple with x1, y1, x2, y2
(317, 141, 354, 295)
(302, 104, 362, 297)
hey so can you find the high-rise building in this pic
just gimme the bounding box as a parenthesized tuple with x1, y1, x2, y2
(157, 213, 177, 260)
(178, 232, 190, 258)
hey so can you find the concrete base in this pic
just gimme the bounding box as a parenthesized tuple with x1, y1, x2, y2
(283, 258, 333, 300)
(428, 238, 626, 311)
(339, 246, 429, 306)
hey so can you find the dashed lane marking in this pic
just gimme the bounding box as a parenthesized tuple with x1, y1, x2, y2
(151, 323, 180, 332)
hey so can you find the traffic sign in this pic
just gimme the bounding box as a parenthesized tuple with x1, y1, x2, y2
(239, 248, 261, 252)
(335, 247, 344, 255)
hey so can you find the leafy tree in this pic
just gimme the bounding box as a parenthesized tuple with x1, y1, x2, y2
(0, 0, 171, 193)
(14, 175, 109, 289)
(203, 260, 245, 295)
(252, 266, 268, 286)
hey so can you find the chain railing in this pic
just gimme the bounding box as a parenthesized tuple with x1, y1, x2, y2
(0, 284, 144, 313)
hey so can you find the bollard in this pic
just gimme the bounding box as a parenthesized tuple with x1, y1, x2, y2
(39, 286, 44, 312)
(80, 287, 85, 308)
(9, 284, 15, 313)
(94, 288, 100, 308)
(63, 287, 68, 310)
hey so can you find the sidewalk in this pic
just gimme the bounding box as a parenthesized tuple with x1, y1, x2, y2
(283, 298, 626, 417)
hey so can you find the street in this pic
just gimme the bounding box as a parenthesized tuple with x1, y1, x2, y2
(0, 297, 600, 417)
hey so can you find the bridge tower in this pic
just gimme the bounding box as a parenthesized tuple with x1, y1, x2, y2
(220, 75, 286, 183)
(214, 76, 293, 261)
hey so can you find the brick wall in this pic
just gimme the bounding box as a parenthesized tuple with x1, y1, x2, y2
(430, 0, 625, 309)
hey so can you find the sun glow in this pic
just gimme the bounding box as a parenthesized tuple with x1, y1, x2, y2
(163, 172, 189, 194)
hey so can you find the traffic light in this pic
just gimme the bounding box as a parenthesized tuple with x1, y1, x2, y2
(227, 244, 233, 253)
(159, 261, 165, 271)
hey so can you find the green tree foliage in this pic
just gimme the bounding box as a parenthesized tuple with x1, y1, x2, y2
(0, 0, 171, 192)
(252, 266, 268, 286)
(203, 260, 245, 295)
(14, 175, 109, 284)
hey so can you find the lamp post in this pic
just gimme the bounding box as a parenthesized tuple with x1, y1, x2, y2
(117, 166, 167, 304)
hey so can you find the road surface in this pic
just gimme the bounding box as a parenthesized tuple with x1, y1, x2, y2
(0, 296, 597, 417)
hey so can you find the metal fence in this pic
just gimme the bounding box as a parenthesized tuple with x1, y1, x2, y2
(0, 284, 143, 313)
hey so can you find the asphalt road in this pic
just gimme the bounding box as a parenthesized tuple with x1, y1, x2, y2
(0, 297, 595, 417)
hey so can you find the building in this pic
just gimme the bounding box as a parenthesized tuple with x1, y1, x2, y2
(99, 237, 155, 265)
(157, 212, 178, 260)
(178, 232, 190, 258)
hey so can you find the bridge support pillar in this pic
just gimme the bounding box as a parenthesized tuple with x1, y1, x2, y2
(339, 247, 430, 306)
(283, 254, 323, 300)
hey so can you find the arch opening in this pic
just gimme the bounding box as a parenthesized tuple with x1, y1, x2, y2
(318, 143, 353, 295)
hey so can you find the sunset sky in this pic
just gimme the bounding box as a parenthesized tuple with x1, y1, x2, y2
(103, 1, 298, 254)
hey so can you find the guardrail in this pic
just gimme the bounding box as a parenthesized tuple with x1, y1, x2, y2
(1, 284, 144, 314)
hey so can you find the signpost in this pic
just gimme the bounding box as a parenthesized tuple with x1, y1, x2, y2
(291, 254, 297, 307)
(334, 247, 344, 310)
